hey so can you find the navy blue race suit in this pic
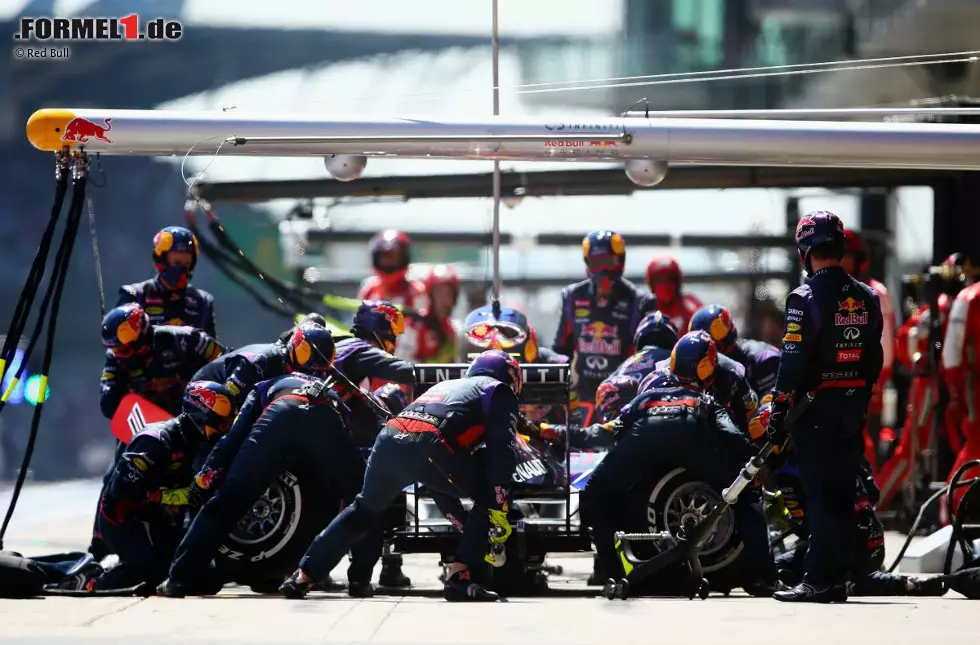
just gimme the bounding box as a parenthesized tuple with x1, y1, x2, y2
(606, 345, 671, 384)
(92, 417, 203, 590)
(330, 337, 416, 446)
(655, 354, 758, 433)
(296, 375, 520, 582)
(99, 326, 225, 420)
(118, 278, 217, 339)
(730, 338, 781, 398)
(553, 279, 654, 425)
(192, 342, 287, 408)
(772, 266, 883, 589)
(580, 385, 773, 585)
(167, 373, 372, 587)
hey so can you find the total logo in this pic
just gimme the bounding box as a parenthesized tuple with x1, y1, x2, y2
(837, 349, 862, 363)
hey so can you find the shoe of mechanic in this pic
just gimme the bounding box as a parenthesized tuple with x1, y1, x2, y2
(443, 569, 499, 602)
(156, 578, 188, 598)
(379, 553, 412, 588)
(280, 569, 315, 599)
(773, 581, 847, 603)
(905, 576, 948, 597)
(348, 581, 375, 598)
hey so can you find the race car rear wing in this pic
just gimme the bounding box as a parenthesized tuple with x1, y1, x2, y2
(413, 363, 569, 406)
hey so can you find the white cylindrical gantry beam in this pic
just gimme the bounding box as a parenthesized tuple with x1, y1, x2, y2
(25, 108, 980, 169)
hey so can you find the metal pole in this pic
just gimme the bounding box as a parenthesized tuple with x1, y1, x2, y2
(491, 0, 502, 317)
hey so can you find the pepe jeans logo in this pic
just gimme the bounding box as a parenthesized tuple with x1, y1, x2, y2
(127, 402, 147, 436)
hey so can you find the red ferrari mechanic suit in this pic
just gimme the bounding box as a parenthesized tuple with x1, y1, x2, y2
(841, 230, 895, 471)
(942, 280, 980, 515)
(645, 256, 702, 332)
(401, 264, 460, 364)
(358, 230, 426, 359)
(876, 294, 951, 509)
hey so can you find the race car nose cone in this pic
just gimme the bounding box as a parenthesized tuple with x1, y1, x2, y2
(26, 108, 77, 151)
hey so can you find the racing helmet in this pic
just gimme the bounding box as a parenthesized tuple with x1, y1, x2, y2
(182, 381, 235, 441)
(462, 305, 538, 362)
(582, 230, 626, 292)
(373, 383, 411, 417)
(645, 256, 682, 306)
(286, 323, 336, 376)
(351, 300, 405, 353)
(466, 349, 523, 395)
(153, 226, 199, 291)
(842, 229, 870, 279)
(595, 375, 639, 423)
(369, 229, 411, 286)
(668, 331, 719, 391)
(101, 304, 152, 361)
(795, 210, 846, 275)
(633, 310, 679, 351)
(688, 305, 738, 355)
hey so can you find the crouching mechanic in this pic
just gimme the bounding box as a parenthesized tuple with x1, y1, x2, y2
(689, 304, 780, 398)
(580, 332, 775, 594)
(90, 382, 234, 591)
(280, 349, 523, 602)
(158, 331, 364, 597)
(766, 210, 883, 604)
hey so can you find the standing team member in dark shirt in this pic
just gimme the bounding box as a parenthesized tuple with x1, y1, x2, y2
(766, 211, 884, 603)
(554, 230, 654, 426)
(118, 226, 217, 339)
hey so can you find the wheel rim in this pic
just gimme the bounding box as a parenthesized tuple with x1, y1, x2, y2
(230, 483, 287, 545)
(660, 481, 734, 558)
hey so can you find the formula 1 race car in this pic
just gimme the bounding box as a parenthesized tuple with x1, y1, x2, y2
(390, 363, 748, 595)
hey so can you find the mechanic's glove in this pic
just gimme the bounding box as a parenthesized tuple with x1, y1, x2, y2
(538, 422, 565, 442)
(763, 490, 791, 533)
(488, 508, 512, 544)
(159, 487, 191, 506)
(765, 393, 791, 446)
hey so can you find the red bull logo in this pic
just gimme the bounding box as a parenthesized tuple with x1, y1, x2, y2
(795, 216, 816, 242)
(195, 468, 219, 490)
(545, 140, 584, 147)
(188, 384, 218, 411)
(61, 117, 113, 144)
(577, 322, 622, 355)
(835, 298, 868, 325)
(372, 303, 405, 335)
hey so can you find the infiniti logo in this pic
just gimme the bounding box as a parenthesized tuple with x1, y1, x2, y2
(585, 355, 609, 370)
(844, 327, 860, 340)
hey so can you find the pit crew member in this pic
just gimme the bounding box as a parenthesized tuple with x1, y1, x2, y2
(280, 350, 523, 602)
(580, 332, 774, 594)
(941, 254, 980, 515)
(842, 229, 896, 452)
(90, 382, 234, 591)
(193, 324, 337, 410)
(689, 304, 781, 398)
(159, 363, 375, 597)
(606, 310, 678, 384)
(554, 230, 654, 426)
(358, 230, 425, 358)
(766, 210, 883, 604)
(645, 256, 703, 332)
(400, 264, 461, 363)
(118, 226, 217, 338)
(878, 253, 972, 508)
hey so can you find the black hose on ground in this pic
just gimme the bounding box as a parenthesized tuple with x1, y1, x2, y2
(0, 152, 88, 549)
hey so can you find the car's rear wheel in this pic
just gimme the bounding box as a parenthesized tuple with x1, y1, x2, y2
(217, 466, 339, 587)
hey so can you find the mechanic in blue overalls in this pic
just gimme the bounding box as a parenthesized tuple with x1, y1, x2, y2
(280, 350, 523, 602)
(553, 230, 655, 427)
(689, 304, 781, 399)
(118, 226, 217, 338)
(91, 381, 234, 591)
(580, 331, 775, 596)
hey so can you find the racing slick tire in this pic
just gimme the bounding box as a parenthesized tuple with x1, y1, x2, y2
(625, 467, 744, 594)
(217, 465, 340, 587)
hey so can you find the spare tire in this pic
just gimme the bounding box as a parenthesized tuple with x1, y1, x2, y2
(217, 465, 340, 586)
(625, 467, 744, 593)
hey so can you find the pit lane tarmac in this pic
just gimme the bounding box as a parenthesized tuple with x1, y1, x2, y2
(1, 481, 976, 645)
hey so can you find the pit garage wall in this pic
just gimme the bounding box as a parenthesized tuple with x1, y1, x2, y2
(934, 172, 980, 264)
